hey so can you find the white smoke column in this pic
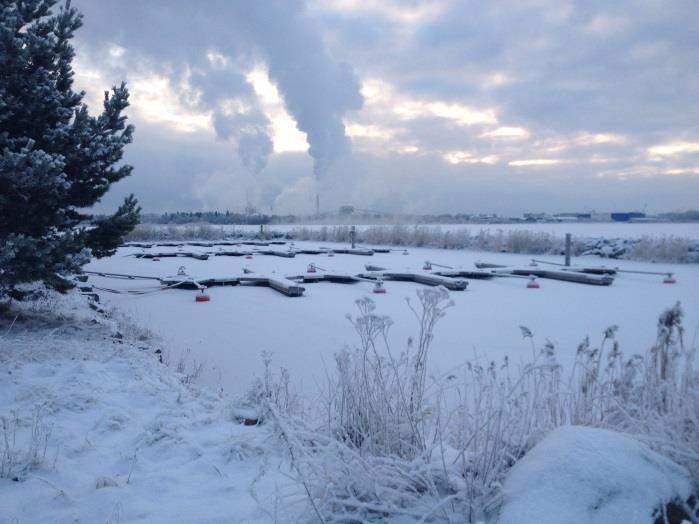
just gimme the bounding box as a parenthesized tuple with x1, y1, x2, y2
(233, 0, 364, 178)
(191, 60, 273, 177)
(212, 110, 273, 176)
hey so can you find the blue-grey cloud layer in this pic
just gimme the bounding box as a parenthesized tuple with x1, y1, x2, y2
(73, 0, 699, 215)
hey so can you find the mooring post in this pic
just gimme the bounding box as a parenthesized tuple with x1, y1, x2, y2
(564, 233, 572, 267)
(350, 225, 356, 249)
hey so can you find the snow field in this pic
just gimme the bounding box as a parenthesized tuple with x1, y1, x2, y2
(2, 247, 697, 522)
(79, 240, 699, 521)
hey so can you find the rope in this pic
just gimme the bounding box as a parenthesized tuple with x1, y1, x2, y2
(91, 279, 199, 296)
(83, 270, 161, 281)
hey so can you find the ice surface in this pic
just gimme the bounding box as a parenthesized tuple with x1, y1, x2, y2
(85, 240, 699, 398)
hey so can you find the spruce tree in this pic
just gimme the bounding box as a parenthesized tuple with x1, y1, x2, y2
(0, 0, 140, 299)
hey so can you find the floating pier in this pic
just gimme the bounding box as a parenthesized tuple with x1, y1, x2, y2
(531, 259, 617, 275)
(159, 274, 305, 297)
(331, 248, 375, 256)
(509, 268, 614, 286)
(287, 273, 360, 284)
(255, 249, 295, 258)
(433, 269, 499, 280)
(358, 271, 468, 291)
(476, 263, 613, 286)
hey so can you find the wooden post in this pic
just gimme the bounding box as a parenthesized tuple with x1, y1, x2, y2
(350, 225, 356, 249)
(565, 233, 572, 267)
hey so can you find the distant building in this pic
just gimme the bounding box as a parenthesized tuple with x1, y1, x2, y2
(611, 212, 646, 222)
(523, 213, 547, 222)
(339, 205, 355, 216)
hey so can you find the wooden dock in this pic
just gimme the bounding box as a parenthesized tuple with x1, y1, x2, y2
(434, 269, 498, 280)
(287, 273, 360, 284)
(159, 274, 305, 296)
(530, 259, 618, 275)
(476, 262, 614, 286)
(358, 271, 468, 291)
(509, 268, 614, 286)
(331, 248, 375, 256)
(255, 249, 295, 258)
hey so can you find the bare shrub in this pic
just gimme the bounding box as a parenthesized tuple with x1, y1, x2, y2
(628, 236, 694, 263)
(243, 352, 301, 423)
(175, 349, 205, 386)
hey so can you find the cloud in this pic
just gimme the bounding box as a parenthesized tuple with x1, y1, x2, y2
(481, 127, 530, 139)
(509, 159, 562, 167)
(72, 0, 699, 215)
(648, 142, 699, 157)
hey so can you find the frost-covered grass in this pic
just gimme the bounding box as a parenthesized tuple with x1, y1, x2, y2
(125, 223, 699, 263)
(126, 223, 231, 241)
(291, 225, 699, 263)
(0, 291, 299, 523)
(261, 292, 698, 522)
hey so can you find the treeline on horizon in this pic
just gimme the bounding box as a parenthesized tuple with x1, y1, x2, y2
(135, 209, 699, 225)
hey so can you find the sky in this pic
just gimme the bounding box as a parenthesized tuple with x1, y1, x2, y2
(70, 0, 699, 216)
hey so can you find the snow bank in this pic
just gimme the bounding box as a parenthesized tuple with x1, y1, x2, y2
(0, 292, 298, 523)
(499, 426, 693, 524)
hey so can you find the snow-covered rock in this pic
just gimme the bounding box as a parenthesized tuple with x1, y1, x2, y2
(499, 426, 693, 524)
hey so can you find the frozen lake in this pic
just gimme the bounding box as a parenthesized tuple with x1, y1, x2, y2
(86, 240, 699, 400)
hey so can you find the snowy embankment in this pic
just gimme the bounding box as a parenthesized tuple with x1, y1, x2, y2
(0, 293, 298, 523)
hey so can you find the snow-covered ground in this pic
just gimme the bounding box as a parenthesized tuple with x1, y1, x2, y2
(3, 243, 697, 522)
(499, 426, 693, 524)
(0, 294, 300, 523)
(85, 241, 699, 399)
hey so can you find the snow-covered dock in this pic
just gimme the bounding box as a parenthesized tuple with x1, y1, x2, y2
(331, 248, 375, 256)
(159, 274, 305, 297)
(287, 273, 360, 284)
(475, 262, 615, 285)
(358, 270, 469, 291)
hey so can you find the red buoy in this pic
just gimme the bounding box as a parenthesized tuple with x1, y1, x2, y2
(373, 281, 386, 294)
(328, 251, 335, 257)
(307, 264, 317, 273)
(423, 261, 432, 271)
(663, 274, 676, 284)
(152, 257, 160, 261)
(526, 277, 540, 289)
(245, 254, 253, 259)
(403, 250, 409, 255)
(195, 292, 210, 302)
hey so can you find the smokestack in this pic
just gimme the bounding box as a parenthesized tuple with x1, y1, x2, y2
(316, 193, 320, 217)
